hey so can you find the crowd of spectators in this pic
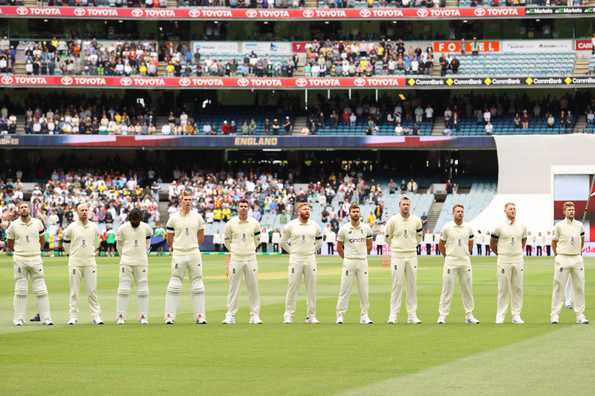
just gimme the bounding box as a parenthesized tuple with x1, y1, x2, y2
(304, 40, 434, 77)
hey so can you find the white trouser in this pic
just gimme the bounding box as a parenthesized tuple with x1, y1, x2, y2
(565, 276, 574, 306)
(336, 258, 369, 317)
(438, 256, 475, 318)
(284, 256, 317, 319)
(226, 256, 260, 317)
(165, 252, 205, 321)
(117, 264, 149, 320)
(13, 257, 52, 323)
(551, 255, 585, 319)
(69, 264, 101, 321)
(496, 256, 524, 319)
(389, 254, 418, 319)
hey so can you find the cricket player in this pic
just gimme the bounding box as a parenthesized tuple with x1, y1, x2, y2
(550, 202, 588, 324)
(116, 208, 153, 325)
(222, 199, 262, 325)
(437, 204, 480, 324)
(336, 203, 374, 325)
(385, 196, 423, 324)
(490, 203, 527, 324)
(6, 202, 53, 326)
(164, 191, 206, 325)
(281, 202, 322, 324)
(63, 203, 103, 325)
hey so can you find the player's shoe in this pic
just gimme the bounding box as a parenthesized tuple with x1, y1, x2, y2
(465, 315, 480, 325)
(387, 315, 397, 325)
(42, 320, 54, 326)
(360, 315, 374, 325)
(140, 318, 149, 326)
(305, 316, 320, 324)
(407, 316, 422, 324)
(30, 313, 41, 322)
(576, 316, 589, 325)
(512, 316, 525, 325)
(222, 313, 236, 325)
(165, 318, 175, 325)
(436, 316, 447, 324)
(116, 317, 125, 326)
(495, 315, 505, 325)
(249, 315, 263, 325)
(336, 314, 344, 324)
(92, 317, 105, 326)
(550, 316, 559, 324)
(565, 303, 573, 310)
(13, 319, 25, 327)
(67, 318, 78, 326)
(196, 314, 207, 325)
(283, 313, 293, 324)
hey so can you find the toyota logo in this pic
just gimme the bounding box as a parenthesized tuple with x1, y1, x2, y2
(179, 78, 192, 87)
(474, 8, 487, 17)
(359, 9, 372, 18)
(131, 9, 144, 17)
(120, 77, 133, 86)
(302, 9, 315, 18)
(0, 75, 14, 85)
(246, 9, 258, 18)
(237, 78, 250, 87)
(16, 7, 29, 16)
(74, 8, 86, 17)
(188, 9, 201, 18)
(61, 76, 74, 85)
(295, 78, 308, 88)
(416, 8, 429, 18)
(353, 78, 366, 87)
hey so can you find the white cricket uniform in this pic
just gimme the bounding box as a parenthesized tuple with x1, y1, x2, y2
(385, 214, 423, 320)
(551, 219, 586, 320)
(63, 220, 101, 322)
(492, 221, 527, 320)
(224, 216, 261, 318)
(164, 210, 205, 321)
(438, 221, 475, 318)
(281, 219, 322, 320)
(7, 217, 52, 323)
(116, 221, 153, 320)
(336, 222, 373, 318)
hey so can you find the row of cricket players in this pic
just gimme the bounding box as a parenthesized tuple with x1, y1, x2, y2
(6, 192, 588, 326)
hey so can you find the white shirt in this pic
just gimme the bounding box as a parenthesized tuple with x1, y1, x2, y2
(63, 220, 101, 267)
(337, 222, 373, 260)
(553, 218, 584, 256)
(224, 216, 261, 259)
(280, 218, 322, 258)
(492, 220, 527, 258)
(117, 221, 153, 266)
(166, 210, 205, 255)
(440, 221, 474, 259)
(385, 213, 423, 256)
(7, 217, 45, 259)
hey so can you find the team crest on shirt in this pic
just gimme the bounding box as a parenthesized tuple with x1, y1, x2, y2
(302, 235, 306, 241)
(185, 227, 189, 236)
(242, 233, 246, 240)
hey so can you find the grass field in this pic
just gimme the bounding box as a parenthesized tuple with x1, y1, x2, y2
(1, 254, 594, 396)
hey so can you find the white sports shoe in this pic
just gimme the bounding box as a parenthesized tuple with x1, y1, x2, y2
(551, 316, 560, 324)
(283, 313, 293, 324)
(13, 319, 25, 327)
(305, 316, 320, 324)
(249, 315, 263, 325)
(196, 314, 207, 325)
(387, 315, 397, 325)
(436, 316, 447, 324)
(465, 315, 480, 325)
(140, 318, 149, 326)
(165, 318, 175, 325)
(407, 316, 422, 325)
(93, 317, 105, 326)
(512, 316, 525, 325)
(576, 316, 589, 325)
(496, 316, 505, 325)
(67, 318, 78, 326)
(360, 315, 374, 325)
(222, 314, 236, 325)
(116, 316, 125, 326)
(565, 303, 573, 310)
(42, 320, 54, 326)
(336, 314, 344, 324)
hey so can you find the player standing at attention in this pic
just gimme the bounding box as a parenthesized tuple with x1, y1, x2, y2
(336, 203, 374, 325)
(164, 190, 206, 325)
(63, 203, 103, 325)
(490, 203, 527, 324)
(437, 204, 480, 325)
(281, 202, 323, 324)
(385, 196, 423, 324)
(222, 199, 263, 325)
(550, 202, 588, 325)
(6, 202, 53, 326)
(116, 208, 153, 325)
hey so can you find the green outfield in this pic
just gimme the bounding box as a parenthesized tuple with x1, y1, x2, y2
(0, 255, 594, 396)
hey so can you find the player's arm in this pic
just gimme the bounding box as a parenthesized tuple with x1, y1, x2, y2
(146, 225, 153, 252)
(580, 228, 585, 253)
(490, 229, 498, 255)
(223, 222, 232, 252)
(467, 236, 474, 255)
(253, 223, 261, 250)
(115, 228, 124, 256)
(438, 228, 447, 256)
(197, 228, 205, 245)
(95, 226, 101, 253)
(6, 224, 14, 253)
(314, 225, 323, 251)
(337, 241, 345, 259)
(38, 224, 46, 247)
(166, 217, 175, 252)
(552, 226, 559, 255)
(63, 225, 72, 255)
(337, 227, 345, 258)
(280, 224, 291, 253)
(366, 228, 373, 254)
(416, 219, 424, 245)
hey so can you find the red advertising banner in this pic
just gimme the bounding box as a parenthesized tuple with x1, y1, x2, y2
(0, 75, 407, 89)
(0, 6, 526, 20)
(433, 40, 501, 53)
(575, 39, 593, 51)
